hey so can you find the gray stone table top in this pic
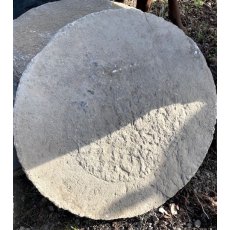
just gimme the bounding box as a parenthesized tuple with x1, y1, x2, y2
(14, 9, 216, 220)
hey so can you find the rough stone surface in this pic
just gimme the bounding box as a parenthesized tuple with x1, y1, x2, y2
(13, 0, 128, 102)
(14, 9, 216, 220)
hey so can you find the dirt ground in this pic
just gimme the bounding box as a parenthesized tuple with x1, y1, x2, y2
(13, 0, 217, 229)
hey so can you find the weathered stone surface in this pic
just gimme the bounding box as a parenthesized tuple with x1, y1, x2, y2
(13, 0, 128, 101)
(13, 0, 130, 170)
(14, 9, 216, 220)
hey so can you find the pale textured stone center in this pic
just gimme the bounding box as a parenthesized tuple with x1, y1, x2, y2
(73, 102, 203, 182)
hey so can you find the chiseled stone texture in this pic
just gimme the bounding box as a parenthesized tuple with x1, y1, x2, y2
(14, 9, 216, 220)
(13, 0, 128, 102)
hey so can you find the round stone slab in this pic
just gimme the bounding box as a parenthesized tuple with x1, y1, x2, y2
(14, 9, 216, 220)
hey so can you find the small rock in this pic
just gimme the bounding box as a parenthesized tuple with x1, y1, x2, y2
(169, 203, 178, 215)
(148, 223, 153, 230)
(187, 222, 192, 228)
(147, 223, 153, 230)
(194, 219, 201, 228)
(158, 206, 169, 215)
